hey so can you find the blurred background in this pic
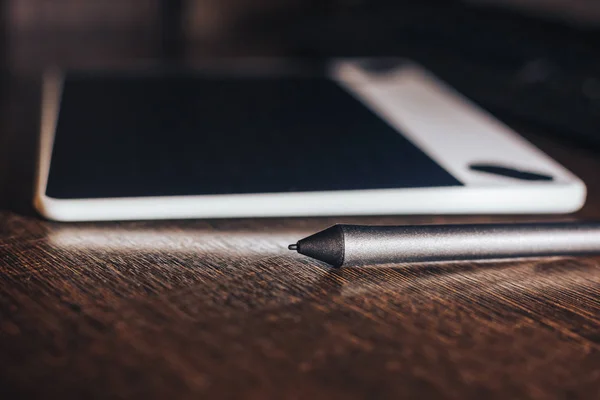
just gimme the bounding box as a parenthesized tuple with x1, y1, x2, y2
(1, 0, 599, 213)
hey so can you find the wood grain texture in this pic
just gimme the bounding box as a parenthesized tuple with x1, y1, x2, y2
(3, 215, 600, 400)
(3, 55, 600, 399)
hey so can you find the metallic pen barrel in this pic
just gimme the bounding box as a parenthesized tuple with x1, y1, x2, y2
(290, 222, 600, 267)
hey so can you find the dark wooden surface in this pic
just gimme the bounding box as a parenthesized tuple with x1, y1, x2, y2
(3, 64, 600, 399)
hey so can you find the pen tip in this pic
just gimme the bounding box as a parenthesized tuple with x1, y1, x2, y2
(288, 244, 298, 251)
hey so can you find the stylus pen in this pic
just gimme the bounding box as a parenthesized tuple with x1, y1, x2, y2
(288, 222, 600, 267)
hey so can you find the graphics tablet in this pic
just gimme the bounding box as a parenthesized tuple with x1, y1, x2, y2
(35, 59, 586, 221)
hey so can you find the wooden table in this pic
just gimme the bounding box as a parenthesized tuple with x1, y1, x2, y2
(2, 73, 600, 399)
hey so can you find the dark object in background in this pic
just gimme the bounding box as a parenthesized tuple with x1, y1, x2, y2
(160, 0, 184, 60)
(0, 0, 7, 209)
(282, 1, 600, 151)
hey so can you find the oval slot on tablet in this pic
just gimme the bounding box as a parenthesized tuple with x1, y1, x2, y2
(469, 163, 554, 181)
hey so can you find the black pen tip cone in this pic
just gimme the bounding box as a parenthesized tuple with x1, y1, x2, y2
(295, 225, 345, 267)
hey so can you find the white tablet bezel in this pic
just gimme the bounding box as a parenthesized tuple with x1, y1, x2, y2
(35, 59, 586, 221)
